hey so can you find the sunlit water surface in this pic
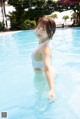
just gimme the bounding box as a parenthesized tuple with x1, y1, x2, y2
(0, 28, 80, 119)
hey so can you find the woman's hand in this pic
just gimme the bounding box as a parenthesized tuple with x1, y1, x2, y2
(48, 90, 56, 102)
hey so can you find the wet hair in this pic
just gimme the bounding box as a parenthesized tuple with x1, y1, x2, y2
(37, 16, 56, 39)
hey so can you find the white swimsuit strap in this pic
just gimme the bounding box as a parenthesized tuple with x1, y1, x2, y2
(32, 40, 50, 55)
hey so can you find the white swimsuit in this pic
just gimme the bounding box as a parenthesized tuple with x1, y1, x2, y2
(31, 40, 52, 70)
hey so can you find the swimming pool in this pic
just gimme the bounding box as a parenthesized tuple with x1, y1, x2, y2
(0, 28, 80, 119)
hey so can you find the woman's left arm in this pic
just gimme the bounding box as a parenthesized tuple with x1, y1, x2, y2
(41, 46, 55, 99)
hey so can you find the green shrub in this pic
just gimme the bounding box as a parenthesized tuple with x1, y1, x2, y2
(7, 12, 20, 30)
(20, 19, 36, 30)
(30, 20, 36, 27)
(8, 11, 36, 30)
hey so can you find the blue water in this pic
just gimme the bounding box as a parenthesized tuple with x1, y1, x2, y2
(0, 28, 80, 119)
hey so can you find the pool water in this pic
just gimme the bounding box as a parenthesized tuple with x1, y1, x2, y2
(0, 28, 80, 119)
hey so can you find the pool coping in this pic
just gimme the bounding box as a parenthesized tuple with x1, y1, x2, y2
(0, 30, 22, 35)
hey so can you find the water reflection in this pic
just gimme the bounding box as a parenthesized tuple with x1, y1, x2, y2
(33, 70, 54, 119)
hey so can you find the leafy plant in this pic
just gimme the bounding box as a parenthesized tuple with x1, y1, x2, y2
(63, 15, 69, 25)
(19, 19, 36, 30)
(50, 14, 58, 19)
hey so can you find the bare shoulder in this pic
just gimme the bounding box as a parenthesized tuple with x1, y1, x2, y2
(40, 45, 51, 55)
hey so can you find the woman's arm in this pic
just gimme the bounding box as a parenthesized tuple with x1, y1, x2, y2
(41, 45, 55, 99)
